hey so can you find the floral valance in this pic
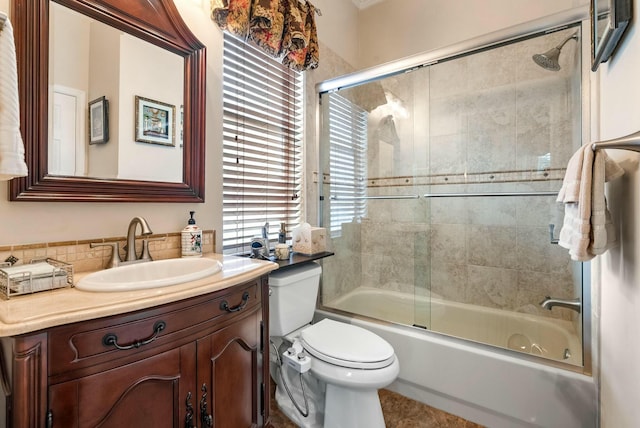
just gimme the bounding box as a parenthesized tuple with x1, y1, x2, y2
(211, 0, 319, 71)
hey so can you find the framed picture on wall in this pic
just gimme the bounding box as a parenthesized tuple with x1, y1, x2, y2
(88, 96, 109, 144)
(591, 0, 632, 71)
(135, 96, 176, 146)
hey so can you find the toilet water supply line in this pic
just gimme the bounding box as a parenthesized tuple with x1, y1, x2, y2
(270, 340, 310, 417)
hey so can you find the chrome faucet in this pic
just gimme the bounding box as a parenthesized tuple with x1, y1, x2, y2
(125, 216, 153, 262)
(539, 296, 581, 313)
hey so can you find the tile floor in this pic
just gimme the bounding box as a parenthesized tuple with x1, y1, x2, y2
(270, 387, 483, 427)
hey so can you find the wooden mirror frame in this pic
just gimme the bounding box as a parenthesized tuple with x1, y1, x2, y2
(10, 0, 206, 202)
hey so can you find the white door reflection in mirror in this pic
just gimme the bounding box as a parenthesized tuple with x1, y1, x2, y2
(50, 86, 86, 176)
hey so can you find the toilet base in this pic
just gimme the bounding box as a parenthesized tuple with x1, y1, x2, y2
(324, 383, 385, 428)
(274, 363, 387, 428)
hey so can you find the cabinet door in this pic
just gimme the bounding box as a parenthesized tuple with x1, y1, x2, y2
(197, 308, 261, 428)
(48, 342, 196, 428)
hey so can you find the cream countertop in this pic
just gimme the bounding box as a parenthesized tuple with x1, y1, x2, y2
(0, 254, 278, 337)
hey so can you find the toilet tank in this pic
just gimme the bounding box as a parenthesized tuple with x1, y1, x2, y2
(269, 262, 322, 337)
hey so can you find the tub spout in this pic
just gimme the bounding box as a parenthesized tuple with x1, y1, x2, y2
(539, 296, 581, 313)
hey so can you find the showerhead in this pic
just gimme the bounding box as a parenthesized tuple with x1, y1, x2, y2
(533, 48, 562, 71)
(532, 32, 579, 71)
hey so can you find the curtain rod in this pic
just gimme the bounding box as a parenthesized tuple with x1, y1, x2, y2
(592, 130, 640, 153)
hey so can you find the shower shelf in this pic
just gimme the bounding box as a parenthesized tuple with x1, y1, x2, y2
(591, 130, 640, 153)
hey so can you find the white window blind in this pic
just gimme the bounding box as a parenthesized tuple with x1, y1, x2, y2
(222, 34, 304, 254)
(328, 93, 368, 236)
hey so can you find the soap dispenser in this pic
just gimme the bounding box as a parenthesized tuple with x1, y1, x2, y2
(181, 211, 203, 257)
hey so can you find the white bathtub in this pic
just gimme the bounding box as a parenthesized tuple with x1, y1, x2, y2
(327, 287, 582, 365)
(318, 287, 596, 428)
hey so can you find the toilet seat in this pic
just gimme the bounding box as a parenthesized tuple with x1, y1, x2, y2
(300, 319, 395, 369)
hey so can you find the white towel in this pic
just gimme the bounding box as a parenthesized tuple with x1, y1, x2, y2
(557, 145, 624, 261)
(0, 13, 28, 180)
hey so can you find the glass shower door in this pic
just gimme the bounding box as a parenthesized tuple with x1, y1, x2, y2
(318, 25, 585, 367)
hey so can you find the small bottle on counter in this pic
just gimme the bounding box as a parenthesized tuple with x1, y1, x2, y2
(181, 211, 202, 257)
(278, 222, 287, 244)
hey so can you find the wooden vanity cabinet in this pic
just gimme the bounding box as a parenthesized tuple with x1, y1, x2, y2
(3, 276, 271, 428)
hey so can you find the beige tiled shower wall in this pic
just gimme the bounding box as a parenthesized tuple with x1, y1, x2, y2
(327, 28, 582, 322)
(0, 231, 215, 275)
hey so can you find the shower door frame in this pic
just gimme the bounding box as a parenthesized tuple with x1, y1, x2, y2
(315, 6, 594, 375)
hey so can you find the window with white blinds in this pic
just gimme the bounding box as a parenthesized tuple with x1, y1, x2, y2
(222, 34, 304, 254)
(328, 93, 368, 237)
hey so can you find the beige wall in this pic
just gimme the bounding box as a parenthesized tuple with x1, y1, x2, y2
(118, 34, 183, 182)
(357, 0, 588, 68)
(313, 0, 360, 68)
(596, 0, 640, 425)
(49, 3, 90, 92)
(86, 19, 120, 178)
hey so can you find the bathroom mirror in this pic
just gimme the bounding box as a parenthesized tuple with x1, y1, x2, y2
(11, 0, 206, 202)
(590, 0, 632, 71)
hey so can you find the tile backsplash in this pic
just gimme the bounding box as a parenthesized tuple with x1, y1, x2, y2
(0, 230, 215, 274)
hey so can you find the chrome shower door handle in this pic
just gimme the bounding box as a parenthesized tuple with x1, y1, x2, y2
(549, 224, 559, 244)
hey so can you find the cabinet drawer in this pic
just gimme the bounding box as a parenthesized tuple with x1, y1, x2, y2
(48, 280, 261, 379)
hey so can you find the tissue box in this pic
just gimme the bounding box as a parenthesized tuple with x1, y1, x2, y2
(0, 258, 73, 299)
(292, 226, 327, 255)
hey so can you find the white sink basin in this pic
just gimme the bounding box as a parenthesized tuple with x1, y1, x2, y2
(76, 258, 223, 292)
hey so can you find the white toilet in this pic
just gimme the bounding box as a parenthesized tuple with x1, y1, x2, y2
(269, 262, 399, 428)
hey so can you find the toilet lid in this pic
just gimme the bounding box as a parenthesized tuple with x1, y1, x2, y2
(300, 319, 395, 369)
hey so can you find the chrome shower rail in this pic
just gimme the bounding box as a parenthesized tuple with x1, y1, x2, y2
(327, 129, 640, 203)
(316, 6, 588, 93)
(330, 195, 420, 200)
(423, 191, 558, 198)
(331, 192, 559, 200)
(592, 130, 640, 153)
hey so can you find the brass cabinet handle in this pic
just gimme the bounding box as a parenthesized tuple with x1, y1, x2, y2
(220, 291, 250, 313)
(102, 321, 166, 350)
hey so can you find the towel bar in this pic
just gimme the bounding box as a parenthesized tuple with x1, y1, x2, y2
(591, 130, 640, 153)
